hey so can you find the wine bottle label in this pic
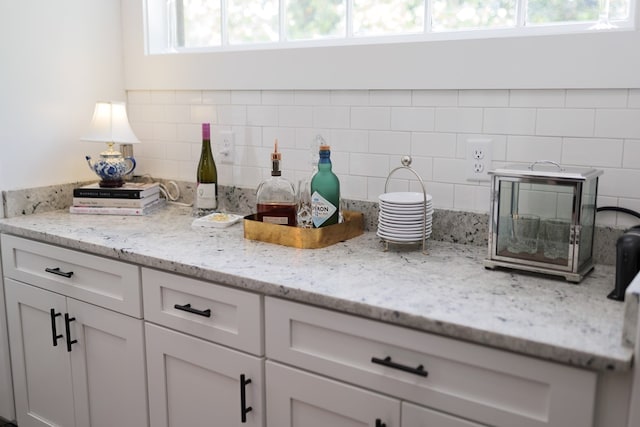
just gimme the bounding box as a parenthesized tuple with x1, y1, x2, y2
(311, 191, 337, 228)
(197, 183, 217, 209)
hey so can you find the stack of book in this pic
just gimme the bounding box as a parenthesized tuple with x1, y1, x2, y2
(70, 182, 165, 215)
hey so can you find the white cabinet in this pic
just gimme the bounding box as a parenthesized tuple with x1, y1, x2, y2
(5, 279, 147, 427)
(0, 242, 15, 422)
(266, 296, 598, 427)
(266, 361, 400, 427)
(1, 234, 147, 427)
(146, 323, 264, 426)
(143, 268, 265, 426)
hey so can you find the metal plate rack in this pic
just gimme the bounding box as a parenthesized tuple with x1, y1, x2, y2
(380, 156, 430, 253)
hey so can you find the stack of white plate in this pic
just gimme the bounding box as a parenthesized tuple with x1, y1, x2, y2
(377, 192, 433, 243)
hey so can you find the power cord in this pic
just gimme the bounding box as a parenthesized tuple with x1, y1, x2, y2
(135, 175, 193, 207)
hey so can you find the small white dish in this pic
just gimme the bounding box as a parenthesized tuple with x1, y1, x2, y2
(192, 212, 243, 229)
(379, 192, 432, 205)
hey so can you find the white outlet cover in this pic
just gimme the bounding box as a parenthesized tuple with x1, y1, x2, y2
(465, 138, 492, 182)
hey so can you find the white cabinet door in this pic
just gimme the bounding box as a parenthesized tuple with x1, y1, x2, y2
(0, 248, 15, 422)
(266, 361, 400, 427)
(67, 298, 147, 427)
(5, 278, 75, 427)
(6, 279, 148, 427)
(402, 402, 485, 427)
(146, 323, 264, 427)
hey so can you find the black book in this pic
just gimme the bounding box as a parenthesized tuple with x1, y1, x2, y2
(73, 182, 160, 199)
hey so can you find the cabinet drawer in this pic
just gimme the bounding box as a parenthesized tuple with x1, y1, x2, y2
(142, 268, 263, 355)
(266, 361, 400, 427)
(265, 297, 597, 427)
(1, 234, 141, 317)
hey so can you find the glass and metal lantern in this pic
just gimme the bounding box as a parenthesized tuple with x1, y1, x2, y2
(484, 161, 603, 283)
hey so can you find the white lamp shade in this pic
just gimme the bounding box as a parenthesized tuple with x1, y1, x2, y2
(81, 101, 140, 144)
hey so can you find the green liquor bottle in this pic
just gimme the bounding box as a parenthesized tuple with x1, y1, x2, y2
(311, 145, 340, 228)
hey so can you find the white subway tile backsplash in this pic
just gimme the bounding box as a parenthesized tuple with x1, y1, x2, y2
(412, 90, 458, 107)
(262, 127, 296, 148)
(433, 158, 467, 184)
(391, 107, 435, 132)
(562, 138, 623, 168)
(435, 108, 483, 133)
(127, 88, 640, 215)
(536, 109, 595, 137)
(247, 105, 278, 126)
(350, 153, 390, 177)
(459, 90, 509, 107)
(278, 106, 313, 127)
(165, 105, 191, 123)
(509, 90, 565, 108)
(331, 90, 369, 105)
(623, 140, 640, 169)
(203, 91, 231, 105)
(314, 106, 350, 129)
(424, 182, 455, 209)
(261, 90, 295, 105)
(599, 168, 640, 198)
(151, 91, 176, 105)
(127, 90, 151, 104)
(152, 123, 178, 141)
(175, 91, 203, 105)
(506, 136, 562, 163)
(369, 90, 412, 106)
(412, 132, 457, 158)
(483, 108, 536, 135)
(351, 107, 391, 130)
(231, 91, 261, 105)
(295, 90, 331, 105)
(216, 105, 247, 125)
(329, 129, 369, 153)
(341, 175, 368, 200)
(190, 105, 217, 124)
(566, 89, 628, 108)
(595, 109, 640, 139)
(454, 184, 490, 213)
(368, 131, 411, 155)
(629, 90, 640, 108)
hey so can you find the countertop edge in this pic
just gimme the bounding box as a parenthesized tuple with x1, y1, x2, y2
(0, 223, 633, 372)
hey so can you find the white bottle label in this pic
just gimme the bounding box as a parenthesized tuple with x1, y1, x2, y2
(197, 183, 217, 209)
(311, 191, 337, 228)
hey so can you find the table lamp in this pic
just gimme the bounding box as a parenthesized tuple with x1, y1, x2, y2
(82, 101, 140, 187)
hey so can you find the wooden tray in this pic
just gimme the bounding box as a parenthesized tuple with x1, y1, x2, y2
(243, 211, 364, 249)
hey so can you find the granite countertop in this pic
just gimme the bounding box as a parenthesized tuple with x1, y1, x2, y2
(0, 205, 634, 371)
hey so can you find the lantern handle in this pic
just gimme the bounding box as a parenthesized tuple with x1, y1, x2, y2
(528, 160, 564, 171)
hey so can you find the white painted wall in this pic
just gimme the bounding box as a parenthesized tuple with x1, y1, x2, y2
(0, 0, 127, 192)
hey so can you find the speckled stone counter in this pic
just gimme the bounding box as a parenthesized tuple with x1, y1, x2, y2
(0, 204, 633, 371)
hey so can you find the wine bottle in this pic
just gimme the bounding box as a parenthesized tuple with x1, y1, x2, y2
(256, 140, 297, 226)
(195, 123, 218, 215)
(311, 145, 340, 228)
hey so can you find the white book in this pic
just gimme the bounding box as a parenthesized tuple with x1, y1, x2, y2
(69, 199, 166, 216)
(72, 193, 159, 208)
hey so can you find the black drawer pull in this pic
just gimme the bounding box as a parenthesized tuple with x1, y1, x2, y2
(50, 309, 63, 347)
(45, 267, 74, 278)
(64, 313, 78, 352)
(173, 303, 211, 318)
(375, 419, 386, 427)
(240, 374, 252, 423)
(371, 356, 428, 377)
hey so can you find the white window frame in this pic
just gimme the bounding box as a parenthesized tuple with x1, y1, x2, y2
(123, 0, 640, 90)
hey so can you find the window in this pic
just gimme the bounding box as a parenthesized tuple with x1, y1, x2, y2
(147, 0, 635, 54)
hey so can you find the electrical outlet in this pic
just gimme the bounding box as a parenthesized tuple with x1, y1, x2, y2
(219, 131, 234, 164)
(466, 138, 492, 182)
